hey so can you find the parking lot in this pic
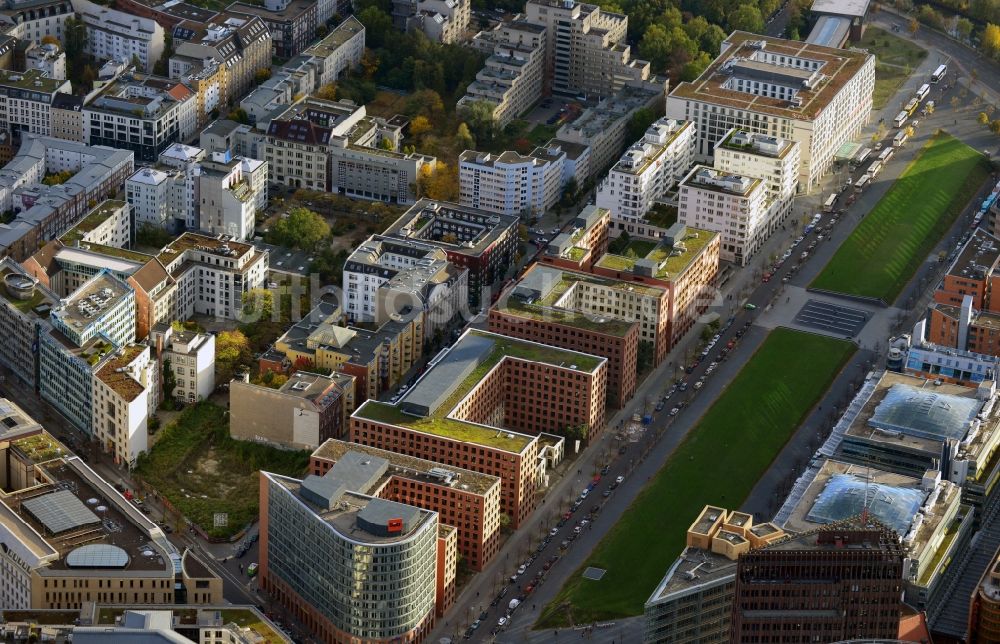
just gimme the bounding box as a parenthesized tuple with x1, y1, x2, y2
(793, 300, 871, 337)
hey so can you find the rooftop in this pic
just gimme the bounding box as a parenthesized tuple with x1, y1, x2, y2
(0, 259, 57, 316)
(59, 200, 127, 247)
(0, 68, 67, 93)
(95, 345, 148, 403)
(156, 232, 255, 267)
(646, 545, 737, 604)
(52, 272, 132, 335)
(681, 165, 762, 197)
(304, 15, 364, 56)
(0, 398, 44, 444)
(716, 128, 794, 159)
(596, 225, 717, 281)
(811, 0, 871, 17)
(385, 199, 519, 258)
(945, 227, 1000, 283)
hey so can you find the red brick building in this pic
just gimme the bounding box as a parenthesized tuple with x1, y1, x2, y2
(538, 205, 611, 272)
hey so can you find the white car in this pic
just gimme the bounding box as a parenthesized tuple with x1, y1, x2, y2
(615, 475, 625, 484)
(517, 564, 527, 575)
(549, 527, 559, 536)
(498, 617, 508, 627)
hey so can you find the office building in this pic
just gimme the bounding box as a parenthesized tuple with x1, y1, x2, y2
(311, 439, 502, 572)
(342, 235, 469, 333)
(596, 118, 695, 239)
(92, 343, 157, 468)
(73, 0, 165, 73)
(678, 165, 768, 266)
(259, 461, 446, 643)
(593, 224, 720, 352)
(230, 370, 350, 449)
(0, 69, 70, 139)
(459, 148, 562, 218)
(83, 73, 196, 163)
(644, 505, 785, 644)
(538, 203, 610, 272)
(970, 547, 1000, 643)
(666, 32, 874, 191)
(227, 0, 316, 59)
(713, 128, 800, 226)
(0, 446, 220, 610)
(382, 199, 520, 307)
(351, 329, 599, 525)
(491, 261, 668, 408)
(58, 199, 131, 250)
(0, 258, 57, 389)
(731, 517, 905, 642)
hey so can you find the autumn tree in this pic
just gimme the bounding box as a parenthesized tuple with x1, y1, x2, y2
(909, 17, 919, 34)
(456, 122, 475, 150)
(459, 100, 497, 147)
(991, 120, 1000, 134)
(983, 23, 1000, 59)
(957, 17, 974, 41)
(410, 115, 432, 138)
(315, 83, 337, 100)
(254, 68, 272, 84)
(268, 207, 330, 251)
(980, 112, 991, 125)
(41, 35, 60, 47)
(242, 288, 275, 322)
(215, 330, 251, 383)
(417, 162, 459, 201)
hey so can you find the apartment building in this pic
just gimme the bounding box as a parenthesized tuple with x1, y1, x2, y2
(156, 232, 268, 319)
(555, 83, 666, 182)
(126, 167, 180, 232)
(73, 0, 165, 73)
(0, 69, 70, 139)
(538, 204, 610, 272)
(935, 228, 1000, 313)
(83, 74, 197, 163)
(593, 223, 720, 351)
(0, 258, 57, 389)
(0, 0, 72, 45)
(92, 344, 157, 467)
(59, 199, 131, 250)
(228, 0, 316, 59)
(644, 505, 785, 644)
(38, 271, 135, 434)
(259, 465, 446, 644)
(394, 0, 470, 43)
(24, 42, 66, 79)
(382, 199, 520, 307)
(458, 18, 546, 128)
(491, 262, 665, 408)
(666, 32, 875, 191)
(351, 329, 601, 525)
(299, 15, 365, 90)
(0, 135, 134, 261)
(311, 439, 502, 572)
(151, 324, 215, 403)
(197, 152, 264, 239)
(678, 166, 768, 266)
(169, 13, 272, 113)
(49, 92, 83, 142)
(713, 128, 801, 226)
(596, 118, 695, 239)
(459, 149, 562, 217)
(0, 445, 220, 610)
(230, 370, 350, 449)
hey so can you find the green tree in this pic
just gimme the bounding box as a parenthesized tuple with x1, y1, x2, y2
(728, 4, 765, 33)
(254, 68, 272, 84)
(636, 340, 654, 374)
(957, 17, 974, 41)
(269, 207, 330, 250)
(162, 357, 177, 402)
(459, 100, 496, 146)
(357, 7, 393, 48)
(242, 288, 275, 321)
(226, 108, 250, 124)
(991, 120, 1000, 134)
(626, 107, 658, 143)
(564, 424, 588, 443)
(379, 137, 394, 150)
(215, 330, 250, 383)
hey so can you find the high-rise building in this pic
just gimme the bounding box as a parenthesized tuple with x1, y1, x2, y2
(731, 517, 905, 643)
(713, 128, 800, 226)
(459, 149, 563, 218)
(678, 165, 768, 266)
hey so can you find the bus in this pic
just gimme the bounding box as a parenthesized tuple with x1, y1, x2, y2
(855, 174, 871, 191)
(878, 147, 894, 164)
(823, 194, 837, 212)
(894, 130, 909, 147)
(853, 146, 872, 166)
(904, 98, 919, 115)
(932, 64, 947, 83)
(869, 160, 883, 178)
(915, 83, 930, 101)
(894, 111, 908, 128)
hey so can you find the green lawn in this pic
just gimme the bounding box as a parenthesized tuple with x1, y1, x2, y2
(858, 27, 928, 109)
(135, 402, 309, 538)
(537, 329, 855, 626)
(623, 239, 657, 257)
(811, 133, 989, 303)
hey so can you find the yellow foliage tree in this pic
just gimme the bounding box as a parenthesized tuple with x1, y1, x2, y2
(418, 162, 459, 201)
(410, 115, 432, 138)
(315, 83, 337, 101)
(984, 23, 1000, 59)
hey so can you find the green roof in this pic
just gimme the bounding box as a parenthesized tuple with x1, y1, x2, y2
(218, 609, 286, 644)
(596, 228, 716, 281)
(500, 299, 635, 336)
(59, 201, 126, 246)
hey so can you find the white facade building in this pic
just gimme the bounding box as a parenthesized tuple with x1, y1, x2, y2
(596, 118, 695, 238)
(93, 344, 156, 468)
(459, 149, 562, 217)
(153, 326, 216, 403)
(678, 165, 767, 266)
(25, 43, 67, 80)
(713, 128, 801, 226)
(71, 0, 165, 73)
(0, 69, 71, 138)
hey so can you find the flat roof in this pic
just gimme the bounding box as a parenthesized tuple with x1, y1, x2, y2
(157, 232, 256, 267)
(646, 545, 736, 605)
(811, 0, 871, 17)
(54, 272, 131, 333)
(96, 346, 147, 403)
(59, 200, 127, 247)
(0, 398, 43, 443)
(945, 228, 1000, 283)
(384, 199, 519, 259)
(595, 226, 717, 282)
(869, 383, 979, 441)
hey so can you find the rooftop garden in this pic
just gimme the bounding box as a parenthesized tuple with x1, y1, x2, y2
(566, 246, 587, 262)
(918, 514, 963, 586)
(504, 297, 634, 337)
(84, 340, 114, 366)
(358, 401, 533, 453)
(219, 610, 285, 644)
(0, 610, 79, 625)
(643, 203, 677, 229)
(12, 433, 66, 464)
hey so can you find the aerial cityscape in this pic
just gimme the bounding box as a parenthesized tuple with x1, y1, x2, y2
(0, 0, 998, 641)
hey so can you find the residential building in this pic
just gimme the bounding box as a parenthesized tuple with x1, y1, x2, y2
(596, 118, 695, 239)
(197, 151, 265, 239)
(24, 42, 67, 80)
(261, 97, 433, 203)
(666, 31, 875, 191)
(0, 446, 220, 609)
(593, 223, 720, 352)
(393, 0, 469, 43)
(58, 199, 131, 250)
(49, 92, 83, 142)
(156, 232, 268, 319)
(555, 83, 666, 182)
(259, 462, 446, 643)
(643, 505, 785, 644)
(151, 324, 215, 403)
(0, 0, 72, 45)
(0, 257, 57, 389)
(459, 149, 562, 218)
(169, 13, 272, 113)
(730, 517, 905, 642)
(678, 165, 768, 265)
(458, 18, 546, 128)
(73, 0, 165, 73)
(713, 128, 800, 226)
(311, 439, 502, 572)
(491, 262, 665, 408)
(539, 138, 590, 187)
(199, 119, 258, 159)
(92, 344, 157, 468)
(382, 199, 520, 307)
(39, 271, 135, 433)
(343, 235, 469, 332)
(970, 546, 1000, 644)
(298, 15, 365, 90)
(126, 167, 180, 232)
(0, 69, 70, 139)
(230, 370, 350, 449)
(538, 203, 610, 272)
(935, 228, 1000, 314)
(778, 458, 971, 618)
(351, 328, 601, 525)
(83, 73, 197, 163)
(266, 299, 418, 404)
(522, 0, 655, 99)
(227, 0, 316, 60)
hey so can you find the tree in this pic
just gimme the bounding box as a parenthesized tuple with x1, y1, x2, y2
(378, 137, 394, 150)
(909, 17, 919, 34)
(456, 122, 475, 149)
(991, 120, 1000, 134)
(957, 17, 974, 41)
(269, 207, 330, 250)
(215, 330, 250, 383)
(564, 424, 588, 443)
(357, 6, 393, 48)
(226, 108, 250, 124)
(417, 162, 459, 200)
(316, 23, 329, 38)
(410, 115, 432, 138)
(636, 340, 654, 374)
(984, 23, 1000, 59)
(626, 108, 658, 143)
(41, 35, 60, 47)
(315, 83, 337, 100)
(728, 4, 765, 33)
(242, 288, 275, 321)
(292, 356, 316, 373)
(360, 50, 380, 80)
(254, 68, 272, 84)
(162, 357, 177, 402)
(980, 111, 991, 125)
(459, 100, 497, 146)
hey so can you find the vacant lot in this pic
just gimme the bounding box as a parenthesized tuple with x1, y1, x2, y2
(135, 403, 309, 538)
(811, 133, 989, 303)
(538, 329, 855, 626)
(859, 27, 928, 109)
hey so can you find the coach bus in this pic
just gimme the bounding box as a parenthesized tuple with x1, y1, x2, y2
(931, 64, 947, 83)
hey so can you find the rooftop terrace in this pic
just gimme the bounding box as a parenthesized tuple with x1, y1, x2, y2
(596, 227, 716, 281)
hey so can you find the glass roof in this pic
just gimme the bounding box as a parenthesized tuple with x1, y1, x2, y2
(869, 384, 979, 441)
(806, 473, 926, 535)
